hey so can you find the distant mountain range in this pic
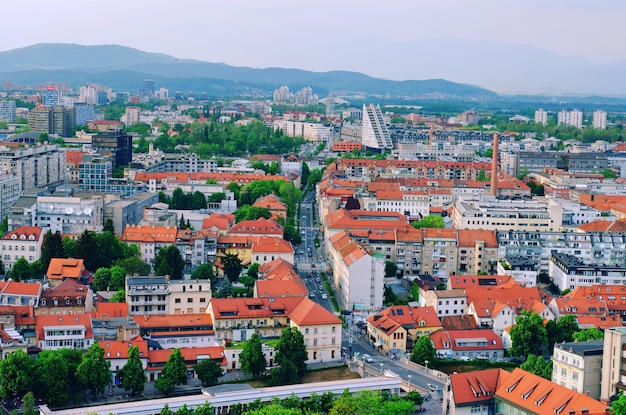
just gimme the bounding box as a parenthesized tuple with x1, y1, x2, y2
(0, 43, 496, 99)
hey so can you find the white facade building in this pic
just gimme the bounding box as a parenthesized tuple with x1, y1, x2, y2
(534, 109, 547, 126)
(362, 104, 393, 151)
(327, 231, 384, 310)
(593, 110, 607, 130)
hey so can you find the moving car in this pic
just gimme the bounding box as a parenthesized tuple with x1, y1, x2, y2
(321, 293, 328, 300)
(361, 354, 373, 363)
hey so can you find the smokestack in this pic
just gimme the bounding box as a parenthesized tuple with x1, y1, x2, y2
(490, 132, 499, 196)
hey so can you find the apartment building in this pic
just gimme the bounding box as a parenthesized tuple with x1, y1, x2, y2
(419, 288, 467, 318)
(601, 327, 626, 401)
(0, 281, 42, 306)
(551, 340, 603, 399)
(133, 313, 215, 350)
(169, 279, 212, 314)
(550, 252, 626, 291)
(453, 196, 557, 232)
(0, 226, 44, 270)
(327, 231, 385, 311)
(0, 144, 65, 193)
(36, 279, 94, 317)
(125, 276, 170, 316)
(421, 228, 458, 279)
(497, 230, 626, 274)
(122, 225, 178, 265)
(361, 104, 393, 151)
(35, 314, 94, 350)
(457, 229, 498, 275)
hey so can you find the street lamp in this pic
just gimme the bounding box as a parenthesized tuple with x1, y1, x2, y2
(380, 363, 384, 376)
(424, 360, 429, 371)
(407, 375, 412, 390)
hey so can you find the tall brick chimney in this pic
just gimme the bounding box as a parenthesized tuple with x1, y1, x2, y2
(490, 132, 499, 196)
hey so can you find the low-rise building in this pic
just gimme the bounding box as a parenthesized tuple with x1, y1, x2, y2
(125, 275, 170, 316)
(35, 313, 94, 350)
(550, 252, 626, 291)
(122, 224, 178, 265)
(430, 329, 505, 360)
(45, 258, 90, 288)
(419, 288, 467, 318)
(36, 279, 94, 316)
(551, 340, 603, 399)
(0, 281, 42, 307)
(0, 226, 44, 270)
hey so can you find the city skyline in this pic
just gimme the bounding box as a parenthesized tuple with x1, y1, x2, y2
(1, 0, 624, 85)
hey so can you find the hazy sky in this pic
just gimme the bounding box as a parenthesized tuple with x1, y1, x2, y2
(4, 0, 624, 80)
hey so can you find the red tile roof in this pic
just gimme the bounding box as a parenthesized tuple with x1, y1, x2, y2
(448, 275, 513, 289)
(147, 346, 226, 367)
(94, 302, 129, 318)
(252, 194, 287, 211)
(252, 236, 293, 254)
(289, 298, 342, 326)
(495, 368, 607, 415)
(329, 231, 367, 266)
(0, 280, 42, 296)
(1, 226, 43, 241)
(35, 313, 93, 341)
(230, 217, 283, 236)
(450, 368, 511, 405)
(46, 258, 88, 280)
(102, 336, 148, 359)
(201, 213, 235, 232)
(122, 225, 178, 244)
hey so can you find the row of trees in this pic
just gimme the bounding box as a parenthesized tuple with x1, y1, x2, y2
(158, 189, 208, 210)
(0, 343, 111, 406)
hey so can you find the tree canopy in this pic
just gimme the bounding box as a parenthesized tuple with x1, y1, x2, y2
(194, 359, 224, 387)
(240, 333, 267, 379)
(155, 348, 188, 395)
(520, 354, 552, 379)
(76, 342, 112, 398)
(411, 215, 445, 229)
(275, 327, 308, 378)
(510, 310, 548, 357)
(154, 245, 186, 280)
(410, 336, 436, 366)
(119, 345, 147, 395)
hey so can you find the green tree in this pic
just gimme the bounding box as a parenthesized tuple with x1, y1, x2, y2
(0, 350, 34, 399)
(275, 327, 307, 376)
(23, 391, 35, 415)
(611, 392, 626, 415)
(76, 342, 112, 398)
(601, 168, 618, 179)
(0, 216, 8, 235)
(573, 328, 604, 342)
(411, 336, 436, 366)
(411, 215, 445, 229)
(221, 252, 243, 282)
(62, 236, 77, 258)
(114, 256, 151, 276)
(191, 263, 215, 281)
(549, 314, 579, 348)
(34, 349, 70, 405)
(155, 349, 188, 395)
(191, 191, 208, 209)
(41, 230, 65, 270)
(247, 263, 260, 279)
(193, 359, 224, 387)
(270, 360, 299, 386)
(240, 333, 267, 378)
(10, 258, 31, 281)
(119, 345, 146, 395)
(477, 169, 488, 181)
(154, 245, 185, 280)
(75, 230, 101, 271)
(510, 310, 548, 357)
(385, 261, 398, 278)
(520, 354, 552, 380)
(104, 219, 115, 233)
(110, 289, 126, 303)
(93, 267, 112, 291)
(109, 265, 128, 291)
(234, 205, 272, 223)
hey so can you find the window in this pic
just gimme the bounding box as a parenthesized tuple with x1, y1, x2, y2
(175, 299, 181, 303)
(187, 298, 193, 303)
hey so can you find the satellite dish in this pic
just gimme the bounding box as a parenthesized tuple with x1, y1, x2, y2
(75, 209, 82, 215)
(84, 208, 92, 215)
(49, 205, 54, 210)
(65, 207, 73, 215)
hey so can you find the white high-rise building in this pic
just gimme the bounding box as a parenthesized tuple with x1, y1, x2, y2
(362, 104, 393, 151)
(558, 109, 583, 129)
(570, 109, 583, 129)
(557, 110, 570, 126)
(0, 100, 16, 122)
(78, 85, 98, 105)
(534, 109, 547, 126)
(124, 106, 141, 126)
(593, 109, 607, 129)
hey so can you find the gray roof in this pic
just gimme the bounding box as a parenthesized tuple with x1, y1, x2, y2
(127, 276, 168, 286)
(554, 340, 604, 356)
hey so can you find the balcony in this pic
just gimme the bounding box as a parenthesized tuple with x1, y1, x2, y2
(129, 288, 170, 295)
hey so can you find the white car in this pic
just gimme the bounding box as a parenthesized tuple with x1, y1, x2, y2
(361, 354, 373, 363)
(321, 293, 328, 300)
